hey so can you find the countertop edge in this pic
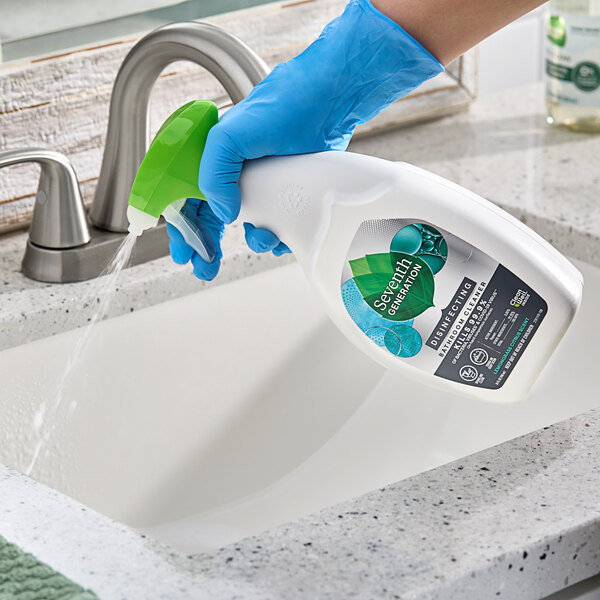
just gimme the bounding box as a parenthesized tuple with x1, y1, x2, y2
(1, 406, 599, 600)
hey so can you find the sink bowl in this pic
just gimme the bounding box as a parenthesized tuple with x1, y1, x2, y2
(1, 259, 599, 554)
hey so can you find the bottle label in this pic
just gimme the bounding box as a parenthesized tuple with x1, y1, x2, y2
(545, 11, 600, 107)
(341, 220, 547, 389)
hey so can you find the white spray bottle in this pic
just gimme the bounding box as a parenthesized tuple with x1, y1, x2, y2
(128, 101, 584, 403)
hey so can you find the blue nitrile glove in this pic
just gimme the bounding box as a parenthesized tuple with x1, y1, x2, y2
(169, 0, 443, 279)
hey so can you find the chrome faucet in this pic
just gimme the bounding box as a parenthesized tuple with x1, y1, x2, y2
(16, 21, 269, 282)
(0, 148, 92, 281)
(91, 21, 269, 232)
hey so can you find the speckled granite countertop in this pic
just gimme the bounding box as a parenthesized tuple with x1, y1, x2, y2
(1, 82, 600, 599)
(2, 410, 599, 600)
(0, 222, 290, 351)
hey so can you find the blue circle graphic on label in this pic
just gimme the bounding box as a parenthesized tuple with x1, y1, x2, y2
(383, 324, 422, 357)
(364, 324, 422, 358)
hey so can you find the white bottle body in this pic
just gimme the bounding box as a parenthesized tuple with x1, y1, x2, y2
(239, 151, 583, 403)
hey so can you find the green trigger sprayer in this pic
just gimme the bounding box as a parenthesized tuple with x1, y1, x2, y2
(128, 99, 583, 403)
(127, 100, 218, 262)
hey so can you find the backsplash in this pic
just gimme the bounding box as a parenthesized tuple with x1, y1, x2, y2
(0, 0, 475, 235)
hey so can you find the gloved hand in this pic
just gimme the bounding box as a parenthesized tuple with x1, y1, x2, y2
(166, 199, 223, 280)
(169, 0, 443, 279)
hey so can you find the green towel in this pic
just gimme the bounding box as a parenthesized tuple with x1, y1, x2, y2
(0, 535, 98, 600)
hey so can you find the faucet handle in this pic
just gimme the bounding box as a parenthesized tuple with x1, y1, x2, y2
(0, 148, 90, 248)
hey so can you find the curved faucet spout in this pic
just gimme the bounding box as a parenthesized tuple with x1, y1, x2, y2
(90, 21, 270, 232)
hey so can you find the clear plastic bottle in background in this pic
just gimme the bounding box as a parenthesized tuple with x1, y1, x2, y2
(545, 0, 600, 131)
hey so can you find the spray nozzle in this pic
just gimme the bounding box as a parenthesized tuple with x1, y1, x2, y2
(126, 100, 219, 262)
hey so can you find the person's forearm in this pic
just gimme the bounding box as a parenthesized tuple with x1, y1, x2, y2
(371, 0, 546, 65)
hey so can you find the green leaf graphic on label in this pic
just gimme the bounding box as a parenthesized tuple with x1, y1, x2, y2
(349, 256, 373, 278)
(366, 252, 396, 274)
(351, 252, 435, 321)
(353, 272, 394, 298)
(547, 15, 566, 47)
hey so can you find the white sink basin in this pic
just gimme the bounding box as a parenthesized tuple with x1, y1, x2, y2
(1, 258, 599, 554)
